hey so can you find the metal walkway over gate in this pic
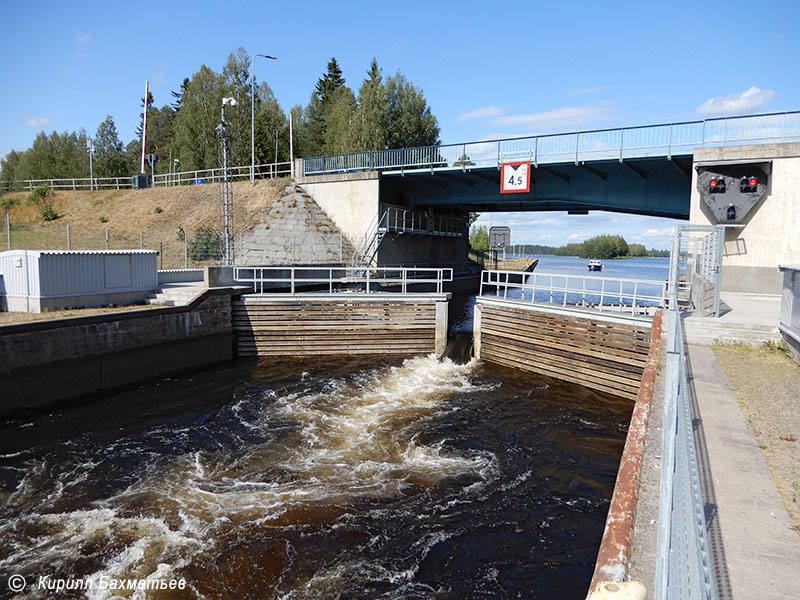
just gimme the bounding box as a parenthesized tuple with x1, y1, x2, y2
(303, 112, 800, 219)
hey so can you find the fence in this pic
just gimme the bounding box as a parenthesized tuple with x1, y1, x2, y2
(479, 270, 666, 315)
(234, 266, 454, 295)
(668, 225, 724, 316)
(655, 232, 717, 599)
(1, 217, 224, 270)
(0, 161, 291, 193)
(303, 111, 800, 175)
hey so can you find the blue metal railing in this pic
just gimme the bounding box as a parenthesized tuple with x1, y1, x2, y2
(302, 111, 800, 176)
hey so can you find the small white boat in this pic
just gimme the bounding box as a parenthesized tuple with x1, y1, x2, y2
(588, 259, 603, 271)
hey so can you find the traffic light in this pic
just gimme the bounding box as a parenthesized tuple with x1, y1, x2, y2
(740, 176, 758, 193)
(708, 177, 726, 193)
(726, 205, 736, 221)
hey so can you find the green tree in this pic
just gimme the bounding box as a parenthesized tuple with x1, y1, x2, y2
(93, 116, 126, 178)
(147, 105, 177, 175)
(305, 57, 350, 156)
(469, 225, 489, 251)
(323, 86, 357, 154)
(173, 64, 226, 171)
(253, 82, 289, 167)
(628, 243, 648, 257)
(15, 130, 89, 181)
(352, 58, 388, 151)
(384, 71, 440, 149)
(0, 150, 21, 186)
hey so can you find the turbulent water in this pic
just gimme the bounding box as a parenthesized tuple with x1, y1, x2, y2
(0, 355, 631, 599)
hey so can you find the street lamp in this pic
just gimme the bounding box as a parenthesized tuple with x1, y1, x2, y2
(86, 138, 95, 191)
(250, 53, 277, 184)
(219, 97, 237, 265)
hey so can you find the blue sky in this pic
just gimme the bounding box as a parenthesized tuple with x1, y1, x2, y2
(2, 0, 798, 248)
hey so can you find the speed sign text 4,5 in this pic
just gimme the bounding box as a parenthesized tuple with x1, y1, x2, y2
(500, 161, 531, 194)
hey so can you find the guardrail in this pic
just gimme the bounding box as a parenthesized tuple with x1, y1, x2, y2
(0, 161, 291, 192)
(655, 257, 718, 598)
(385, 206, 466, 237)
(234, 266, 454, 295)
(302, 110, 800, 175)
(479, 270, 666, 315)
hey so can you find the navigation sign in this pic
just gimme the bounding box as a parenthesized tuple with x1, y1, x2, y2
(500, 161, 530, 194)
(489, 226, 511, 249)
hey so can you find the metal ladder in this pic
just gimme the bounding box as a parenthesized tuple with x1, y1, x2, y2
(351, 211, 388, 275)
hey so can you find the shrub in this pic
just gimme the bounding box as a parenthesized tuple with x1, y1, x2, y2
(40, 203, 58, 221)
(98, 215, 108, 223)
(188, 227, 223, 261)
(154, 206, 163, 214)
(28, 184, 52, 206)
(1, 196, 16, 212)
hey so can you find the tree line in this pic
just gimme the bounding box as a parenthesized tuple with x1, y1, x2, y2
(0, 49, 439, 184)
(469, 226, 669, 257)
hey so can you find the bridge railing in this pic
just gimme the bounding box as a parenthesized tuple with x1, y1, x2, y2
(0, 161, 291, 192)
(234, 266, 454, 295)
(302, 111, 800, 175)
(479, 270, 666, 315)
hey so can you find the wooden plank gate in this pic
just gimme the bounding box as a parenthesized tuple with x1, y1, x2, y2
(474, 298, 654, 401)
(233, 293, 449, 357)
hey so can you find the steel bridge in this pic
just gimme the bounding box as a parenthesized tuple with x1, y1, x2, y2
(302, 111, 800, 219)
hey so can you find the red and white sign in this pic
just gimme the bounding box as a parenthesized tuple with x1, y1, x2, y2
(500, 161, 531, 194)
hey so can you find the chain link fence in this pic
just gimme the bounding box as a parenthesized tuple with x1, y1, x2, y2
(0, 216, 227, 270)
(2, 216, 351, 270)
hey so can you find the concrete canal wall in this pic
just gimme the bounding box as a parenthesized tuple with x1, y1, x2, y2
(0, 289, 238, 415)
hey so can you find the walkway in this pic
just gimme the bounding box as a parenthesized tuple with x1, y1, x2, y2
(629, 292, 799, 598)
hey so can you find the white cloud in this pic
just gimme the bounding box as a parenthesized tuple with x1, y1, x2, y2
(696, 87, 775, 116)
(568, 232, 592, 240)
(643, 227, 674, 238)
(458, 106, 506, 121)
(490, 102, 616, 130)
(24, 117, 50, 128)
(74, 33, 91, 44)
(537, 234, 555, 241)
(570, 86, 608, 96)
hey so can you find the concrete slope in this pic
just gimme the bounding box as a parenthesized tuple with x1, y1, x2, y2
(236, 184, 356, 266)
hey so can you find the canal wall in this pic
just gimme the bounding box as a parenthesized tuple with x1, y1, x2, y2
(474, 298, 653, 401)
(588, 310, 661, 598)
(233, 293, 450, 357)
(0, 288, 241, 415)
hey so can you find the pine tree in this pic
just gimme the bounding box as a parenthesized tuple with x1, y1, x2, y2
(385, 72, 440, 149)
(171, 78, 190, 111)
(305, 57, 350, 155)
(136, 91, 155, 138)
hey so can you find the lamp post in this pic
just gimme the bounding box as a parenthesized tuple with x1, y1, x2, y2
(250, 53, 277, 184)
(86, 138, 95, 191)
(173, 159, 179, 186)
(219, 97, 237, 265)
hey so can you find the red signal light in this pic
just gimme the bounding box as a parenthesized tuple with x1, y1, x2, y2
(748, 177, 758, 186)
(708, 177, 726, 193)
